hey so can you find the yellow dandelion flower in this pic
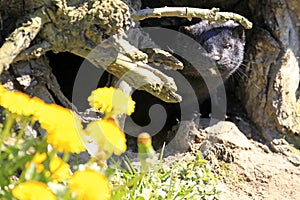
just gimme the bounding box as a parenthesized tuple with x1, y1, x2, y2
(50, 156, 71, 182)
(69, 169, 110, 200)
(0, 89, 30, 116)
(25, 153, 71, 182)
(85, 119, 126, 156)
(0, 84, 47, 117)
(35, 104, 86, 153)
(46, 115, 86, 153)
(28, 96, 48, 116)
(26, 152, 47, 173)
(0, 84, 86, 153)
(88, 87, 135, 116)
(35, 104, 71, 133)
(0, 83, 6, 93)
(12, 180, 56, 200)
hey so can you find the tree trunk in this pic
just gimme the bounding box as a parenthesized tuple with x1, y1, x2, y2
(239, 0, 300, 146)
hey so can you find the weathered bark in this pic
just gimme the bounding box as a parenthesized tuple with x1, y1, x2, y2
(238, 0, 300, 146)
(140, 0, 241, 10)
(134, 7, 252, 29)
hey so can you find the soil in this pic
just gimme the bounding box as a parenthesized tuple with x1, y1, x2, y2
(218, 140, 300, 200)
(163, 119, 300, 200)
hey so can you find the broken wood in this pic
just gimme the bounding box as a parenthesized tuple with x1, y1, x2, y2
(134, 7, 252, 29)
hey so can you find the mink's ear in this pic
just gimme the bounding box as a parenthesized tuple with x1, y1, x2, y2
(232, 26, 246, 45)
(178, 26, 190, 34)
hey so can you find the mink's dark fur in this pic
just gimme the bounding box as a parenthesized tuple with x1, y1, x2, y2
(177, 20, 246, 103)
(179, 20, 245, 79)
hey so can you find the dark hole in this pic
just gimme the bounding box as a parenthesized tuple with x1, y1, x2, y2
(46, 51, 110, 109)
(46, 51, 83, 100)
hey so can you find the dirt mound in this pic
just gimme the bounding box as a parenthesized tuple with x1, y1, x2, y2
(168, 120, 300, 200)
(221, 140, 300, 199)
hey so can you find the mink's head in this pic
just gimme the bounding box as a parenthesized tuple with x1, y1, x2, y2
(180, 20, 246, 79)
(199, 26, 245, 78)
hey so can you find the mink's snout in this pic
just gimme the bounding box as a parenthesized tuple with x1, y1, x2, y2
(210, 55, 221, 61)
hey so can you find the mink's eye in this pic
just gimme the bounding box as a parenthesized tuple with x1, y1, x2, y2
(224, 43, 232, 49)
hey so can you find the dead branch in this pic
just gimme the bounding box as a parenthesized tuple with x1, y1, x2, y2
(134, 7, 253, 29)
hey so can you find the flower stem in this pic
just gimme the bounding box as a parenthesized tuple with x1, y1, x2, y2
(15, 116, 31, 145)
(0, 112, 16, 146)
(62, 152, 70, 162)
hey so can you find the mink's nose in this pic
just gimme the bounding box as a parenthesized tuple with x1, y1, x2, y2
(211, 55, 221, 61)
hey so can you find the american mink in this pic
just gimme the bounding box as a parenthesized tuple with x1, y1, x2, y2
(177, 20, 246, 103)
(126, 20, 246, 145)
(179, 20, 245, 79)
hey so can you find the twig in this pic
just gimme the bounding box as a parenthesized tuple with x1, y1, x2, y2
(134, 7, 252, 29)
(13, 41, 52, 62)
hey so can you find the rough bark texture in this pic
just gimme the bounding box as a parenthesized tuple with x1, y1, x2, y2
(238, 0, 300, 146)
